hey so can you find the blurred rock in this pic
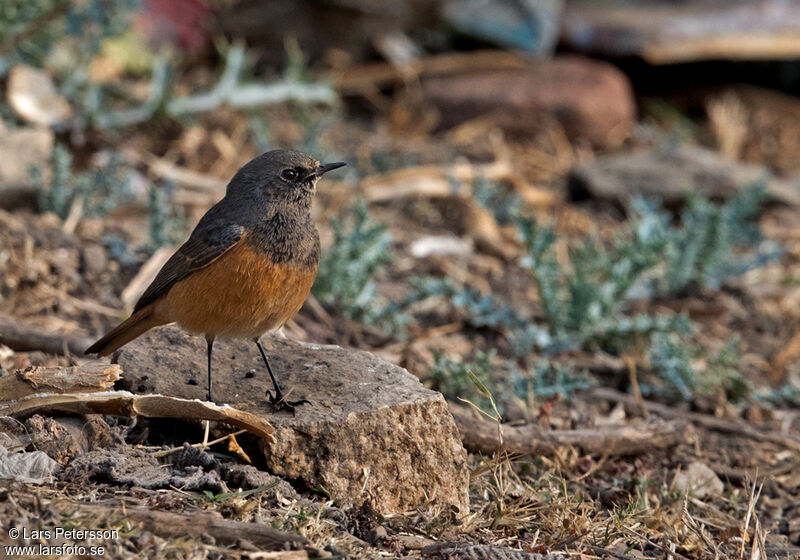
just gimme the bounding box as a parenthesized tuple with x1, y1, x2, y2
(0, 126, 53, 209)
(114, 326, 470, 515)
(7, 65, 72, 127)
(674, 461, 724, 498)
(81, 244, 109, 280)
(422, 55, 634, 148)
(563, 0, 800, 64)
(569, 146, 800, 206)
(443, 0, 563, 53)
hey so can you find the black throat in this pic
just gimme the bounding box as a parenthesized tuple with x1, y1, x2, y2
(248, 206, 321, 268)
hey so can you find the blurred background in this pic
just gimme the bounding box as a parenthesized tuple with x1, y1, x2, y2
(3, 0, 800, 557)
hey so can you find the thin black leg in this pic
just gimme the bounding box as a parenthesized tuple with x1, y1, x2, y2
(206, 336, 214, 402)
(255, 340, 309, 411)
(255, 340, 283, 400)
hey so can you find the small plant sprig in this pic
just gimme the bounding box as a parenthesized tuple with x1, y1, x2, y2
(33, 144, 133, 220)
(147, 181, 187, 252)
(508, 362, 593, 401)
(516, 213, 688, 354)
(313, 200, 404, 331)
(516, 186, 774, 353)
(647, 335, 748, 401)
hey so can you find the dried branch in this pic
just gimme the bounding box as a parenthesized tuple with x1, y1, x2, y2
(76, 503, 307, 552)
(0, 313, 93, 356)
(0, 363, 120, 401)
(449, 403, 686, 456)
(593, 387, 800, 452)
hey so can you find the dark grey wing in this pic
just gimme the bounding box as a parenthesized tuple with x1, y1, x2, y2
(133, 221, 245, 312)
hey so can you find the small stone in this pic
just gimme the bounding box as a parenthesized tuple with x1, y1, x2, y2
(0, 127, 54, 209)
(115, 326, 470, 515)
(422, 55, 634, 149)
(410, 235, 474, 258)
(396, 534, 437, 550)
(8, 65, 72, 127)
(221, 464, 298, 502)
(674, 461, 724, 498)
(367, 525, 388, 545)
(81, 244, 109, 279)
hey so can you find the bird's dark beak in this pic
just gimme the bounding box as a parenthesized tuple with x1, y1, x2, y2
(316, 162, 347, 176)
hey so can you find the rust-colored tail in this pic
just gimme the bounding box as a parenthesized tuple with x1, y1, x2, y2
(85, 304, 167, 356)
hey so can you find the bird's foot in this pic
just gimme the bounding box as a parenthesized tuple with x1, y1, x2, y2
(266, 388, 310, 413)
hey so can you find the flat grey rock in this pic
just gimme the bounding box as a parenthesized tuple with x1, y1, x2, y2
(569, 146, 800, 206)
(114, 326, 470, 515)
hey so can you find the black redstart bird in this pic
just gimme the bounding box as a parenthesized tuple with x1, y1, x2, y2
(86, 149, 346, 409)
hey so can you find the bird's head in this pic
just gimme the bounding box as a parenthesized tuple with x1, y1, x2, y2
(227, 149, 346, 209)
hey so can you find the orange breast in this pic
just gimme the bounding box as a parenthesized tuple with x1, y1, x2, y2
(158, 241, 317, 338)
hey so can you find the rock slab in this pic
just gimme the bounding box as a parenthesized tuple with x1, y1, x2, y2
(114, 326, 469, 515)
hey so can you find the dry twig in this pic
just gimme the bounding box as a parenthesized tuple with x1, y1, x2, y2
(449, 403, 686, 456)
(0, 313, 94, 356)
(0, 363, 120, 401)
(74, 503, 307, 551)
(593, 388, 800, 452)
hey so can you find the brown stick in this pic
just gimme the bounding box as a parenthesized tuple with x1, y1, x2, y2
(592, 387, 800, 452)
(0, 314, 94, 356)
(0, 363, 121, 401)
(76, 503, 307, 551)
(449, 403, 686, 456)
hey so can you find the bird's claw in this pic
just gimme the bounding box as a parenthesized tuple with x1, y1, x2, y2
(266, 389, 310, 413)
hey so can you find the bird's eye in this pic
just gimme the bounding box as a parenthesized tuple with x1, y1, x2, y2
(280, 168, 298, 181)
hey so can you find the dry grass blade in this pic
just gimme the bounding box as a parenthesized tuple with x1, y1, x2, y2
(740, 474, 764, 560)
